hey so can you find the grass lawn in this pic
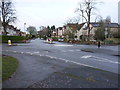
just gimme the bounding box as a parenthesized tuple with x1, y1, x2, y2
(1, 55, 18, 81)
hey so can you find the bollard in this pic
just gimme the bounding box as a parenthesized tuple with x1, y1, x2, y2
(50, 40, 52, 44)
(8, 40, 12, 45)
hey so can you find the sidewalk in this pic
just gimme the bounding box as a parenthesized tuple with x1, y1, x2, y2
(81, 45, 120, 56)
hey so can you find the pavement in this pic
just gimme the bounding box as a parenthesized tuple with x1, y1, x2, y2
(1, 39, 119, 88)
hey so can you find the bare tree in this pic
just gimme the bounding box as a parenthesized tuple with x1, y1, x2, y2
(0, 0, 16, 35)
(105, 16, 111, 38)
(27, 26, 37, 36)
(65, 17, 80, 25)
(75, 0, 101, 41)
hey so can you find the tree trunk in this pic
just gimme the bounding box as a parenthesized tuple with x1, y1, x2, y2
(2, 1, 7, 35)
(87, 14, 91, 41)
(2, 23, 7, 35)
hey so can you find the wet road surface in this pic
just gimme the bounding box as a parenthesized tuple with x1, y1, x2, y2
(1, 39, 119, 88)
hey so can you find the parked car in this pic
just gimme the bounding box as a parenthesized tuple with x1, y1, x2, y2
(58, 38, 64, 42)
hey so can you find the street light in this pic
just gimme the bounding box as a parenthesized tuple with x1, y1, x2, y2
(24, 23, 26, 32)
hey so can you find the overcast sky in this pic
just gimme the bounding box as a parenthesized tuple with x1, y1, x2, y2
(12, 0, 120, 31)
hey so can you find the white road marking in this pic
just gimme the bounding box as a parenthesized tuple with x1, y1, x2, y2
(92, 56, 119, 64)
(69, 50, 74, 52)
(61, 49, 81, 52)
(61, 50, 67, 52)
(81, 55, 119, 64)
(13, 51, 17, 53)
(33, 52, 40, 54)
(45, 55, 57, 59)
(26, 52, 32, 54)
(56, 57, 97, 68)
(81, 55, 92, 59)
(76, 50, 81, 51)
(3, 50, 119, 70)
(21, 52, 24, 54)
(54, 45, 73, 47)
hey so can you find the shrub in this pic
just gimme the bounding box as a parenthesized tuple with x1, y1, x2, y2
(52, 37, 58, 41)
(0, 35, 27, 43)
(105, 38, 120, 45)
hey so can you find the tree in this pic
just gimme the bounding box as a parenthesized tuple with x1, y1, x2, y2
(39, 26, 46, 31)
(105, 16, 111, 38)
(65, 17, 80, 24)
(47, 26, 51, 37)
(64, 30, 74, 40)
(38, 29, 48, 39)
(0, 0, 16, 35)
(27, 26, 37, 37)
(51, 25, 55, 30)
(94, 20, 105, 41)
(111, 28, 120, 38)
(76, 0, 101, 41)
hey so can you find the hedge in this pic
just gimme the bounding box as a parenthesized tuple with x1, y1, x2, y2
(0, 35, 27, 43)
(52, 37, 58, 41)
(105, 38, 120, 45)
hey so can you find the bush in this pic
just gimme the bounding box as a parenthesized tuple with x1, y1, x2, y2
(52, 37, 58, 41)
(0, 35, 27, 43)
(105, 38, 120, 45)
(79, 41, 97, 45)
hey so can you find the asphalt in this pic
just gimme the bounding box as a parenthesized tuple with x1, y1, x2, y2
(1, 39, 119, 88)
(81, 47, 120, 56)
(2, 52, 71, 88)
(29, 66, 118, 88)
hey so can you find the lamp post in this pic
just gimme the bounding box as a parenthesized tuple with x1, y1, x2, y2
(24, 23, 26, 32)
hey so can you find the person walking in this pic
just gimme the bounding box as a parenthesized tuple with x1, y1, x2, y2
(98, 41, 101, 48)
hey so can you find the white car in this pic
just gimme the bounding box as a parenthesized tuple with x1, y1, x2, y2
(58, 38, 64, 42)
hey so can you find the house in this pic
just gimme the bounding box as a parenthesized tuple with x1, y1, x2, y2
(63, 23, 85, 40)
(6, 25, 17, 36)
(0, 23, 22, 36)
(21, 32, 26, 36)
(57, 27, 64, 38)
(51, 29, 58, 37)
(78, 22, 120, 41)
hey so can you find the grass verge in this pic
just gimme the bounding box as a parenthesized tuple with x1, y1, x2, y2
(1, 55, 18, 81)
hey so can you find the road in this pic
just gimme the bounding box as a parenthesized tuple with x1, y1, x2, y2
(2, 39, 119, 88)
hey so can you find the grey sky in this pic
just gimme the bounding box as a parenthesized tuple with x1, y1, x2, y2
(12, 0, 119, 31)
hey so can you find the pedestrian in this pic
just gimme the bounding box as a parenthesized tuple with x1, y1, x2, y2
(98, 41, 101, 48)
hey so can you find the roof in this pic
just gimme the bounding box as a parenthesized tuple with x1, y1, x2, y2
(90, 22, 120, 28)
(66, 23, 85, 30)
(58, 27, 62, 30)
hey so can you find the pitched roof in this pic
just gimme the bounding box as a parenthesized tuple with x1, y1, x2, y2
(58, 27, 62, 30)
(90, 22, 120, 28)
(66, 23, 85, 30)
